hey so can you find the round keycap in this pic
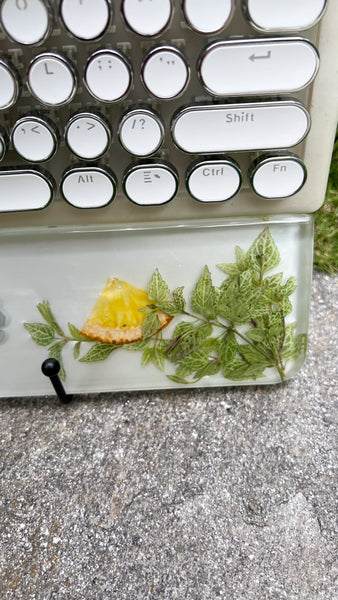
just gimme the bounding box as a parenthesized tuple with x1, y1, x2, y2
(122, 0, 172, 37)
(186, 159, 241, 202)
(60, 0, 112, 41)
(123, 162, 178, 205)
(141, 46, 189, 99)
(84, 50, 132, 102)
(183, 0, 233, 34)
(12, 115, 58, 162)
(27, 53, 77, 106)
(119, 109, 164, 156)
(61, 166, 117, 209)
(65, 112, 111, 160)
(0, 58, 20, 109)
(248, 154, 307, 198)
(0, 0, 52, 45)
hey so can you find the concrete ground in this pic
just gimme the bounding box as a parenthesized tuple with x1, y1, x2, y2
(0, 270, 337, 600)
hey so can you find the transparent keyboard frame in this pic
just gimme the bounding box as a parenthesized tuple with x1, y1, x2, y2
(0, 1, 337, 229)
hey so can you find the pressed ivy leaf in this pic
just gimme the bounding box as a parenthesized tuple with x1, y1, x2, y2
(124, 339, 151, 351)
(238, 344, 272, 366)
(282, 277, 297, 297)
(217, 261, 242, 276)
(24, 323, 55, 346)
(218, 331, 238, 367)
(191, 265, 217, 319)
(142, 348, 153, 366)
(147, 269, 171, 305)
(166, 323, 213, 362)
(68, 322, 91, 342)
(151, 348, 166, 372)
(247, 227, 280, 275)
(194, 359, 221, 380)
(158, 302, 182, 317)
(73, 341, 81, 360)
(218, 273, 263, 325)
(172, 286, 186, 312)
(48, 341, 66, 381)
(79, 343, 117, 362)
(167, 374, 189, 385)
(173, 321, 195, 338)
(223, 358, 266, 381)
(37, 301, 65, 336)
(281, 297, 293, 316)
(177, 349, 210, 372)
(142, 311, 161, 339)
(246, 328, 267, 342)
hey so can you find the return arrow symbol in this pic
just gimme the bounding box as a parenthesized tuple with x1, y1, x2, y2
(249, 51, 271, 62)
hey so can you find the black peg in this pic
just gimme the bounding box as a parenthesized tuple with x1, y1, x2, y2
(41, 358, 71, 404)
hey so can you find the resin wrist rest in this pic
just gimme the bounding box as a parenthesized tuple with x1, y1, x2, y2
(0, 215, 313, 397)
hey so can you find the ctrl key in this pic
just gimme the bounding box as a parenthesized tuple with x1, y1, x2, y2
(0, 168, 55, 212)
(60, 166, 117, 209)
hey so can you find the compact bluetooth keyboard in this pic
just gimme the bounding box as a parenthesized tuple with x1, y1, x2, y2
(0, 0, 337, 228)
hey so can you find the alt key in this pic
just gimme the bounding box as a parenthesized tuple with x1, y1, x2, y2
(60, 165, 117, 208)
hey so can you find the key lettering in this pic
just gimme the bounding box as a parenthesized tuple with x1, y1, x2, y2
(226, 112, 254, 123)
(273, 164, 287, 173)
(16, 0, 28, 10)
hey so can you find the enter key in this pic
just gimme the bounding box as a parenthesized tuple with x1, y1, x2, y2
(198, 38, 319, 96)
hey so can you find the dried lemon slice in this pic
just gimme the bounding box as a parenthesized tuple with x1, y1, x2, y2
(81, 277, 171, 344)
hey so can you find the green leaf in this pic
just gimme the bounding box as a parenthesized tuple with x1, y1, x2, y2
(167, 374, 189, 385)
(247, 227, 280, 275)
(218, 331, 239, 367)
(147, 270, 171, 305)
(173, 286, 186, 312)
(223, 358, 266, 381)
(124, 339, 151, 351)
(142, 348, 154, 366)
(217, 271, 264, 325)
(68, 322, 91, 341)
(73, 341, 81, 360)
(142, 311, 161, 339)
(158, 302, 181, 316)
(48, 342, 66, 381)
(246, 328, 267, 342)
(151, 348, 166, 372)
(193, 359, 221, 380)
(24, 322, 55, 346)
(173, 321, 195, 338)
(166, 323, 213, 362)
(217, 246, 248, 276)
(37, 301, 65, 336)
(191, 266, 217, 319)
(79, 343, 117, 362)
(177, 349, 210, 372)
(238, 344, 272, 366)
(282, 277, 297, 297)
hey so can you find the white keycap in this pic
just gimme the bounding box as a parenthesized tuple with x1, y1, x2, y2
(0, 58, 20, 109)
(0, 169, 54, 212)
(60, 0, 111, 41)
(65, 113, 111, 159)
(124, 163, 178, 205)
(27, 53, 77, 106)
(119, 110, 164, 156)
(199, 39, 319, 95)
(172, 101, 310, 153)
(249, 155, 307, 198)
(12, 116, 58, 162)
(61, 167, 116, 208)
(183, 0, 233, 34)
(187, 160, 241, 202)
(0, 0, 51, 45)
(246, 0, 327, 31)
(122, 0, 172, 36)
(142, 47, 189, 99)
(84, 50, 132, 102)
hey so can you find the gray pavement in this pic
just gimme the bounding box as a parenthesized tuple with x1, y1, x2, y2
(0, 271, 337, 600)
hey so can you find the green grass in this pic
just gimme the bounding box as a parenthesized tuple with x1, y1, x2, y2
(313, 135, 338, 274)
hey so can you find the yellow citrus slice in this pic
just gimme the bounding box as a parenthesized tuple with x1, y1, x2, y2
(81, 277, 171, 344)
